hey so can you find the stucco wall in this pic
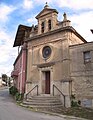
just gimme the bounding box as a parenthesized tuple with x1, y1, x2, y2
(13, 46, 27, 93)
(70, 42, 93, 103)
(26, 31, 70, 93)
(27, 31, 67, 81)
(26, 29, 86, 95)
(69, 32, 84, 45)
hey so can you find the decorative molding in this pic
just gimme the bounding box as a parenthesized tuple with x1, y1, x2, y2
(37, 62, 55, 68)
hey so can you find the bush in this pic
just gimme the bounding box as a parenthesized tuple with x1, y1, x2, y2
(9, 86, 18, 96)
(71, 100, 79, 107)
(9, 86, 24, 101)
(71, 94, 75, 99)
(71, 94, 81, 107)
(15, 92, 24, 101)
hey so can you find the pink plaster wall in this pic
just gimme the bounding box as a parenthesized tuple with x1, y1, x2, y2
(11, 43, 27, 93)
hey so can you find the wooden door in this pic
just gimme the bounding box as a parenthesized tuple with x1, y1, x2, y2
(45, 71, 50, 94)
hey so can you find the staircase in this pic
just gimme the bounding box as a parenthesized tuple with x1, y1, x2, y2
(22, 95, 64, 112)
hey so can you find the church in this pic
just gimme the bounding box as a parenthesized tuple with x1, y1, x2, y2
(11, 3, 93, 108)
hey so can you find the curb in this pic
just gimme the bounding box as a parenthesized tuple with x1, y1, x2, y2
(20, 104, 88, 120)
(35, 110, 88, 120)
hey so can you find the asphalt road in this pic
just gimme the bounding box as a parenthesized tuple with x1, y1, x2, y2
(0, 88, 69, 120)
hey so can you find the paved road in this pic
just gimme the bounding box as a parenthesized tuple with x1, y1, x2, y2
(0, 88, 86, 120)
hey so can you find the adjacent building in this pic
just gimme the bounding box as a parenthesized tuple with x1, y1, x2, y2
(11, 25, 28, 93)
(12, 3, 93, 107)
(0, 77, 2, 86)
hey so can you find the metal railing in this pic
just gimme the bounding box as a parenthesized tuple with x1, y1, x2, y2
(53, 84, 65, 107)
(25, 85, 38, 99)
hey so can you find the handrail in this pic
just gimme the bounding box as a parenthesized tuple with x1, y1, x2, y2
(25, 85, 38, 99)
(53, 84, 65, 107)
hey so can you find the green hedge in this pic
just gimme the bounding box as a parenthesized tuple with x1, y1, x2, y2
(15, 92, 24, 101)
(9, 86, 18, 96)
(9, 86, 24, 101)
(71, 94, 81, 107)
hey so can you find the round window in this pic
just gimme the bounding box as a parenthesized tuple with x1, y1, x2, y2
(42, 46, 51, 59)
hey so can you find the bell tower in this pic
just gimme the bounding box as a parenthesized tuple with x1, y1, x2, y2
(36, 2, 58, 34)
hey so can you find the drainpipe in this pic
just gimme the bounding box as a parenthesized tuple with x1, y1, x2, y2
(24, 42, 28, 94)
(20, 47, 23, 94)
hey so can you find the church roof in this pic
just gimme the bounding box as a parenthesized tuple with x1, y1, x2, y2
(36, 3, 58, 19)
(91, 29, 93, 34)
(13, 24, 31, 47)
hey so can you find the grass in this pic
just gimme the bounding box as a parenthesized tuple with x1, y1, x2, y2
(19, 101, 93, 120)
(21, 105, 93, 119)
(58, 107, 93, 120)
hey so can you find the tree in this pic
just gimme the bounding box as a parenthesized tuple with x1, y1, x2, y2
(8, 77, 13, 87)
(2, 74, 7, 86)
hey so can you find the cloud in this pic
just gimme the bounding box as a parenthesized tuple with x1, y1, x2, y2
(55, 0, 93, 10)
(0, 65, 12, 76)
(23, 0, 33, 10)
(69, 11, 93, 41)
(0, 28, 18, 76)
(23, 0, 93, 10)
(33, 0, 52, 5)
(0, 3, 15, 22)
(0, 3, 17, 76)
(22, 0, 54, 10)
(27, 15, 37, 25)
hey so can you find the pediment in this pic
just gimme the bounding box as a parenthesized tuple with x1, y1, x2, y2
(36, 8, 58, 19)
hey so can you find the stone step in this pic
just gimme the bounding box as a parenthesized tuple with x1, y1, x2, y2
(21, 103, 63, 108)
(22, 95, 63, 112)
(26, 98, 61, 102)
(32, 95, 58, 97)
(21, 103, 64, 113)
(28, 96, 59, 100)
(23, 101, 62, 106)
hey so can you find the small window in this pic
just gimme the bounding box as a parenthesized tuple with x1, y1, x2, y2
(48, 20, 51, 31)
(83, 51, 91, 63)
(41, 21, 45, 33)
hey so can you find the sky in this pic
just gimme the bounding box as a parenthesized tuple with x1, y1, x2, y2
(0, 0, 93, 76)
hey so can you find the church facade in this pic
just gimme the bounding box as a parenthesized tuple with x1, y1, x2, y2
(12, 4, 93, 108)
